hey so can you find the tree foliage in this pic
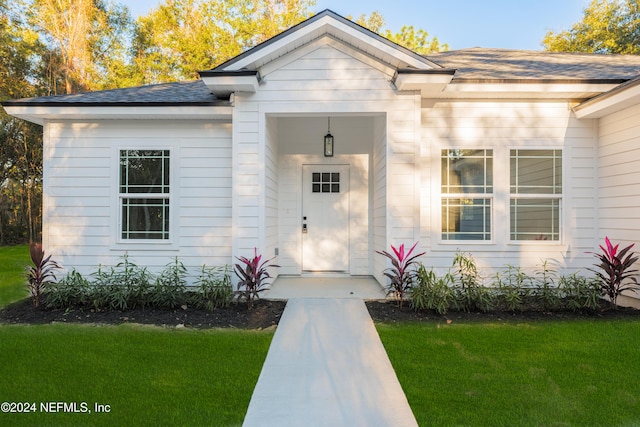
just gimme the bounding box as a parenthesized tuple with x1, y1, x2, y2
(28, 0, 137, 94)
(543, 0, 640, 54)
(351, 11, 448, 54)
(132, 0, 316, 83)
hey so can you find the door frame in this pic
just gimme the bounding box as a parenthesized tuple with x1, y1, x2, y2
(301, 164, 351, 272)
(277, 154, 371, 276)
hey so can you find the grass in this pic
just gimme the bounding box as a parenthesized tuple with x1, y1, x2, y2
(378, 319, 640, 426)
(0, 244, 30, 307)
(0, 323, 273, 426)
(0, 245, 272, 426)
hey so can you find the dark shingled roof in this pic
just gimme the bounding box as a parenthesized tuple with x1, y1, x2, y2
(4, 48, 640, 107)
(426, 48, 640, 81)
(2, 80, 226, 107)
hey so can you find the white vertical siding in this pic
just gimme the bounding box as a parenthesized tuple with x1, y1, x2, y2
(598, 103, 640, 247)
(420, 101, 598, 273)
(43, 120, 233, 279)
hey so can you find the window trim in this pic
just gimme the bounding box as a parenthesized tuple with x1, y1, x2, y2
(434, 145, 565, 249)
(439, 148, 495, 244)
(508, 148, 564, 243)
(111, 145, 178, 249)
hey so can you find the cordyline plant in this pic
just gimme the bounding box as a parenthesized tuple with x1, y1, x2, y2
(376, 242, 426, 307)
(589, 237, 639, 308)
(26, 243, 61, 308)
(234, 248, 279, 309)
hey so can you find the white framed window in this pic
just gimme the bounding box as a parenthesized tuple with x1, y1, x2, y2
(510, 149, 562, 241)
(119, 149, 170, 240)
(441, 149, 493, 241)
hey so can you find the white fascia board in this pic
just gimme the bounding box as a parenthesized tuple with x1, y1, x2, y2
(225, 15, 436, 71)
(4, 105, 233, 125)
(200, 74, 260, 97)
(573, 80, 640, 119)
(444, 82, 619, 94)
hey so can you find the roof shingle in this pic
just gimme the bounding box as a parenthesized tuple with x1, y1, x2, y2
(427, 48, 640, 81)
(3, 80, 225, 107)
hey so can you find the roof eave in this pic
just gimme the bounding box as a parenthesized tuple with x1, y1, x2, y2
(573, 76, 640, 119)
(2, 104, 234, 125)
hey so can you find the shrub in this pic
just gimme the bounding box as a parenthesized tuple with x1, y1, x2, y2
(151, 258, 189, 309)
(589, 237, 639, 308)
(44, 269, 90, 309)
(195, 265, 232, 310)
(558, 272, 601, 312)
(234, 248, 278, 309)
(452, 251, 493, 312)
(532, 260, 561, 311)
(411, 265, 456, 314)
(493, 265, 531, 312)
(376, 242, 425, 307)
(26, 243, 61, 308)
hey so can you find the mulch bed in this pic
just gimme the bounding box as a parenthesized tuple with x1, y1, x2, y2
(1, 298, 639, 329)
(0, 298, 287, 330)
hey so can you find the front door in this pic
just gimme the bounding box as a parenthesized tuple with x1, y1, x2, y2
(302, 165, 350, 272)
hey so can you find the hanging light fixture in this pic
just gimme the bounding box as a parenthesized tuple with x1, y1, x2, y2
(324, 117, 334, 157)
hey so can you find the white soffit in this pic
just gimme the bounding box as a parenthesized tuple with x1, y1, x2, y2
(199, 73, 260, 98)
(393, 71, 455, 95)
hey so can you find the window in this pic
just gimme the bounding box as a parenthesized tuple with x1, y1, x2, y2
(510, 149, 562, 241)
(441, 149, 493, 241)
(311, 172, 340, 193)
(119, 150, 170, 240)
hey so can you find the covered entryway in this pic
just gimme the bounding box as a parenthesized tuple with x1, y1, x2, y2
(272, 115, 386, 278)
(302, 164, 350, 272)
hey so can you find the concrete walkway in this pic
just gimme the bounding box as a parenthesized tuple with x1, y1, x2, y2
(242, 298, 418, 427)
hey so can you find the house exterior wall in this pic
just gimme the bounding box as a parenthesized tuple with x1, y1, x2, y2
(232, 41, 421, 277)
(419, 101, 599, 274)
(43, 120, 233, 277)
(598, 103, 640, 247)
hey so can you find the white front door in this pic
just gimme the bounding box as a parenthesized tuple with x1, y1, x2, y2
(302, 165, 350, 272)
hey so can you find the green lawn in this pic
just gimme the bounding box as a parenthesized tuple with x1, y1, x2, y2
(378, 320, 640, 427)
(0, 244, 29, 307)
(0, 323, 272, 426)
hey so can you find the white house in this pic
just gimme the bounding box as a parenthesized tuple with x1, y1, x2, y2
(4, 10, 640, 292)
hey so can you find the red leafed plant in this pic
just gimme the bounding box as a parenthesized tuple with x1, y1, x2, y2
(589, 237, 639, 308)
(26, 243, 61, 308)
(234, 248, 279, 309)
(376, 242, 426, 307)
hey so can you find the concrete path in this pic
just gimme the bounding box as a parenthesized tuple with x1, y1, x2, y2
(242, 298, 418, 427)
(264, 276, 387, 300)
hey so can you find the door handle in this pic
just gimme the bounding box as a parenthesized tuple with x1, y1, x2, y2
(302, 223, 308, 233)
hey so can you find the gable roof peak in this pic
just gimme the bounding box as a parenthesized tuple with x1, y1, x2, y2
(206, 9, 440, 74)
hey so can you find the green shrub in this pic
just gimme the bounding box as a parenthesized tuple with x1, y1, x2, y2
(150, 258, 188, 309)
(558, 272, 601, 311)
(493, 265, 531, 312)
(411, 265, 456, 314)
(44, 269, 90, 308)
(452, 251, 493, 313)
(195, 265, 232, 310)
(47, 256, 234, 311)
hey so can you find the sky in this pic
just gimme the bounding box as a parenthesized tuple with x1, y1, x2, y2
(120, 0, 591, 51)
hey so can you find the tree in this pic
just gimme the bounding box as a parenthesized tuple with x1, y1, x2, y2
(350, 11, 448, 54)
(543, 0, 640, 54)
(133, 0, 316, 83)
(0, 0, 44, 244)
(28, 0, 137, 94)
